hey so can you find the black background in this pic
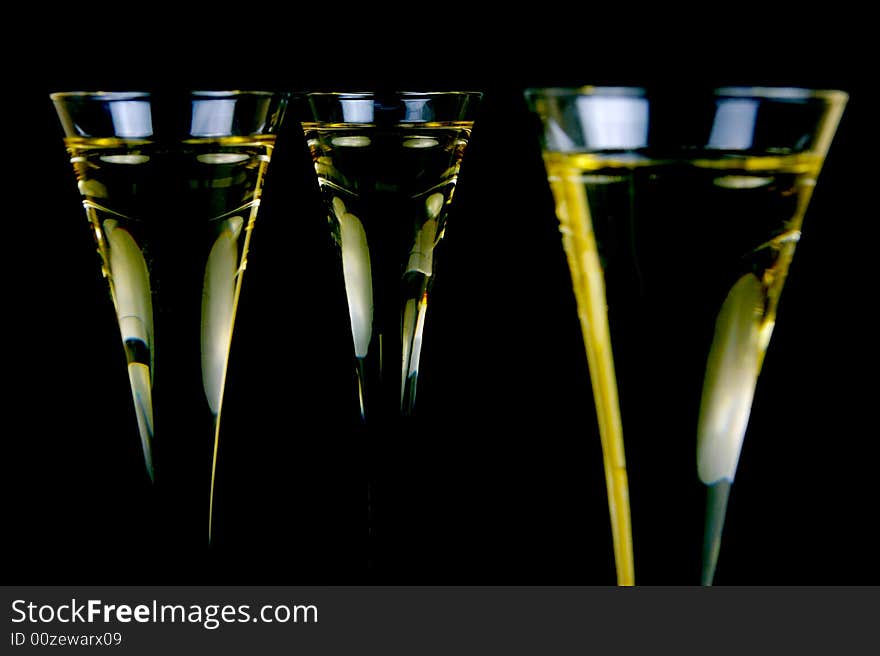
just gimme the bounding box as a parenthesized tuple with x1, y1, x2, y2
(4, 13, 876, 586)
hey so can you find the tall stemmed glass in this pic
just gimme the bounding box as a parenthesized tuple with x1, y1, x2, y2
(526, 87, 846, 585)
(52, 90, 288, 543)
(297, 91, 480, 562)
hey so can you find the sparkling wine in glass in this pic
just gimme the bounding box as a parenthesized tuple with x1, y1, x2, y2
(297, 91, 481, 563)
(526, 86, 846, 584)
(52, 90, 288, 543)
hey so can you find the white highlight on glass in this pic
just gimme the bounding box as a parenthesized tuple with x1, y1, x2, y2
(403, 99, 430, 122)
(403, 137, 439, 149)
(713, 175, 774, 189)
(708, 99, 759, 151)
(191, 99, 236, 137)
(406, 192, 443, 276)
(401, 292, 428, 408)
(201, 216, 244, 415)
(104, 220, 153, 356)
(109, 101, 153, 138)
(104, 219, 155, 480)
(340, 99, 374, 123)
(576, 96, 649, 150)
(197, 153, 250, 164)
(100, 154, 150, 165)
(332, 135, 371, 147)
(697, 273, 766, 484)
(335, 197, 374, 358)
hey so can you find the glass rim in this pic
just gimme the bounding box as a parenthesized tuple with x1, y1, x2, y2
(49, 90, 283, 101)
(299, 90, 483, 99)
(524, 85, 848, 103)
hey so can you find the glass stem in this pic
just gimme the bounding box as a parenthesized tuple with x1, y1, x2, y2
(701, 479, 731, 585)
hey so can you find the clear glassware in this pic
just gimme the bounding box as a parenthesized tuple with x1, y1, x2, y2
(297, 91, 481, 566)
(525, 86, 847, 585)
(51, 90, 288, 544)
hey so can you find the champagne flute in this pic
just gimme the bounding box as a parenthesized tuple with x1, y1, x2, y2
(297, 91, 481, 567)
(51, 90, 288, 544)
(526, 86, 846, 584)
